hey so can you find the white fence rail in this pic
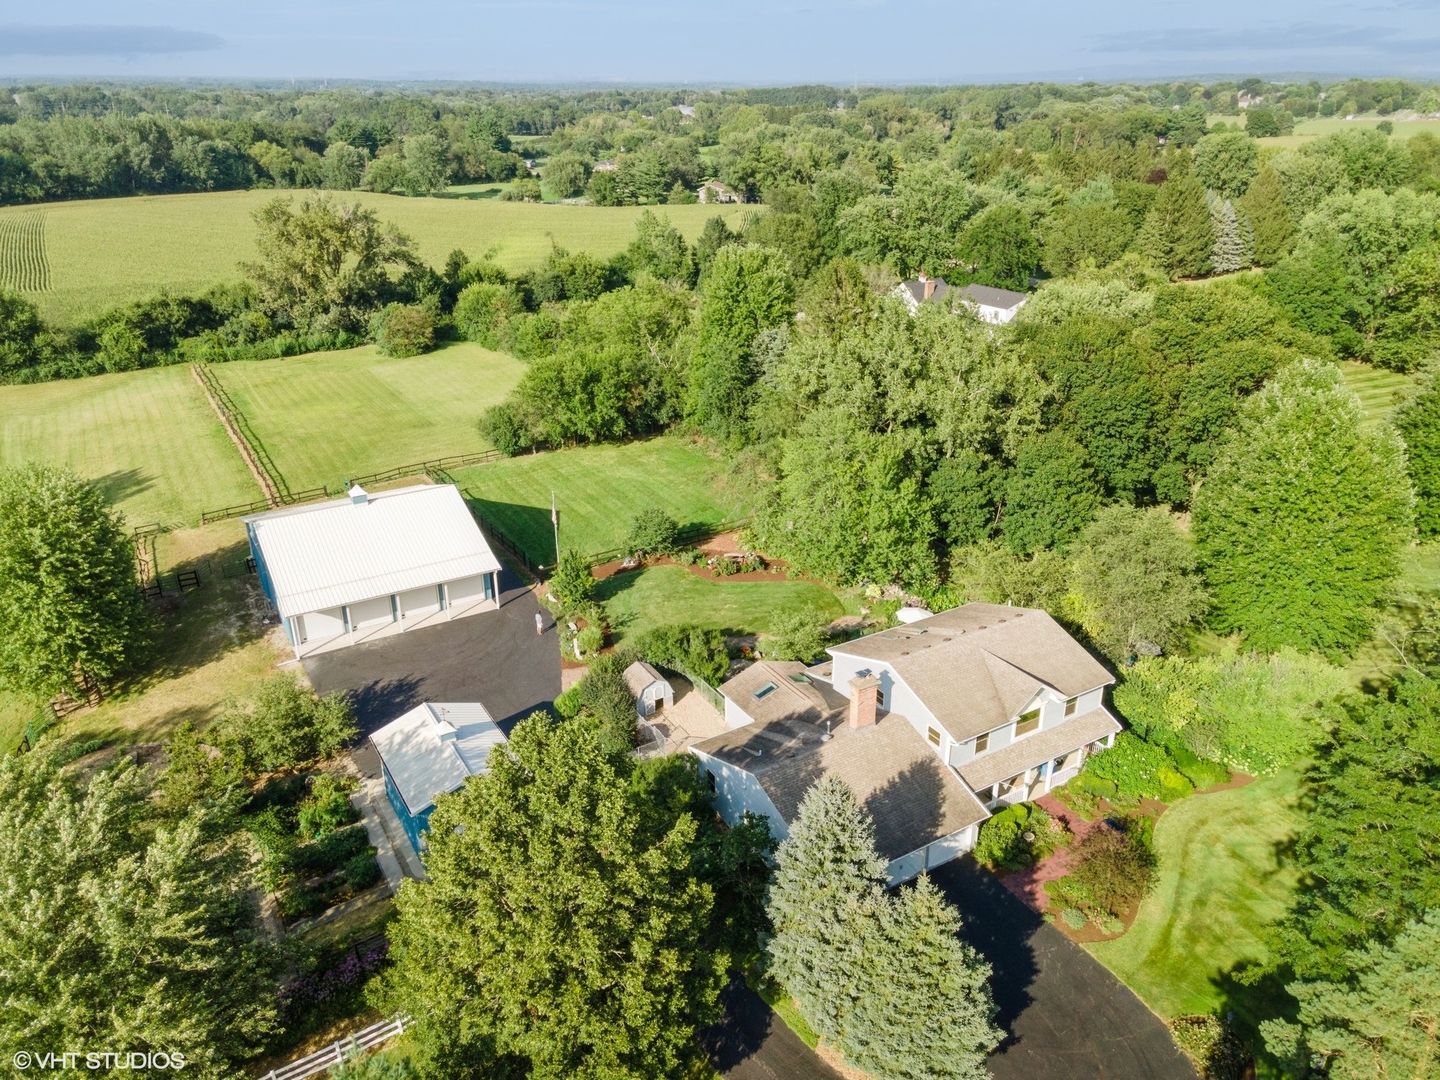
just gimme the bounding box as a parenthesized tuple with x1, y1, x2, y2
(261, 1015, 408, 1080)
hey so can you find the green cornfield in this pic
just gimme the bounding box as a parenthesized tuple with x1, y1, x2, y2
(0, 213, 50, 292)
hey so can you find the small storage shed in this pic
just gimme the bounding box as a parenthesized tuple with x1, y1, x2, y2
(245, 483, 503, 658)
(624, 661, 674, 718)
(369, 702, 506, 855)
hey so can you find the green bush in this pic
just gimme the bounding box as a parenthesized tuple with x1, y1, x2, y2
(370, 302, 435, 358)
(1051, 816, 1157, 919)
(478, 402, 534, 457)
(973, 803, 1067, 870)
(576, 625, 604, 655)
(633, 623, 730, 685)
(549, 549, 596, 608)
(297, 773, 358, 839)
(553, 683, 583, 718)
(215, 677, 357, 776)
(761, 611, 831, 663)
(291, 824, 371, 877)
(278, 883, 327, 920)
(453, 281, 522, 347)
(1061, 907, 1088, 929)
(625, 508, 681, 558)
(1081, 733, 1188, 804)
(343, 851, 382, 891)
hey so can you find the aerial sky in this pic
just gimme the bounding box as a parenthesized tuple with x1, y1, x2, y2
(2, 0, 1438, 84)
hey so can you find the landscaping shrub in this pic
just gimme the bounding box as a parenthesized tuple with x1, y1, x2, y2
(634, 623, 730, 685)
(576, 654, 640, 751)
(972, 803, 1068, 870)
(1049, 816, 1157, 920)
(1169, 1015, 1249, 1080)
(1081, 732, 1188, 804)
(291, 824, 372, 877)
(625, 508, 682, 558)
(549, 549, 596, 608)
(478, 402, 534, 457)
(761, 611, 832, 663)
(576, 625, 604, 655)
(552, 683, 583, 718)
(278, 883, 328, 921)
(343, 851, 382, 891)
(1060, 907, 1088, 929)
(297, 773, 359, 839)
(216, 676, 357, 775)
(370, 302, 436, 357)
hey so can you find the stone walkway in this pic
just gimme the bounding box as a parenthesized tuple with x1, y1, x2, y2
(352, 775, 425, 887)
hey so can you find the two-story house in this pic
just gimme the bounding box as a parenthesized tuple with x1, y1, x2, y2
(689, 603, 1120, 883)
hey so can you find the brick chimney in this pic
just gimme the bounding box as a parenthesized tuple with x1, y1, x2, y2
(923, 278, 936, 300)
(848, 674, 879, 729)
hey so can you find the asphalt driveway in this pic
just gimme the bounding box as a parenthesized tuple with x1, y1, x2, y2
(303, 568, 561, 743)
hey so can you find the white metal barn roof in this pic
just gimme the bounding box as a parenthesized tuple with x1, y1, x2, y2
(370, 702, 507, 817)
(244, 484, 501, 619)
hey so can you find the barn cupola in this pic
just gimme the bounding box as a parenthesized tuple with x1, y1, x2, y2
(348, 484, 369, 505)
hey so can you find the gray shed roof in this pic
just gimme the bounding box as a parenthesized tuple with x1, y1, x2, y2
(624, 661, 670, 697)
(693, 712, 987, 860)
(829, 604, 1113, 742)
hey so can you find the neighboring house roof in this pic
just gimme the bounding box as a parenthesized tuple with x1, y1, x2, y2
(829, 604, 1113, 742)
(370, 702, 506, 818)
(955, 283, 1028, 311)
(244, 484, 501, 619)
(693, 712, 988, 860)
(624, 661, 670, 697)
(896, 277, 952, 307)
(720, 661, 845, 727)
(958, 708, 1122, 791)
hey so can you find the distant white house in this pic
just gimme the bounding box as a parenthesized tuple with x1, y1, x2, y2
(625, 661, 674, 718)
(245, 483, 502, 658)
(893, 275, 1029, 324)
(592, 158, 618, 172)
(691, 604, 1120, 883)
(370, 702, 506, 854)
(698, 180, 744, 204)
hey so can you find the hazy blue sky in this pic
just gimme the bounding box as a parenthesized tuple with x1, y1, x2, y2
(2, 0, 1438, 83)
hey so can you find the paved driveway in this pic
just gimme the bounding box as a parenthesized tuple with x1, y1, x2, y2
(304, 569, 560, 742)
(931, 858, 1199, 1080)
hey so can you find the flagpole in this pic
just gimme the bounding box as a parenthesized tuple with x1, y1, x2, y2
(551, 491, 560, 564)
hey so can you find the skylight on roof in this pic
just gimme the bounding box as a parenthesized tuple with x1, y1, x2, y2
(754, 682, 778, 699)
(788, 674, 810, 683)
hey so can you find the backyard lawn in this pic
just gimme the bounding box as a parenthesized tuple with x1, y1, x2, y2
(0, 363, 260, 527)
(1, 189, 749, 325)
(454, 437, 751, 563)
(1338, 359, 1412, 431)
(1087, 768, 1305, 1071)
(212, 341, 524, 494)
(596, 565, 846, 643)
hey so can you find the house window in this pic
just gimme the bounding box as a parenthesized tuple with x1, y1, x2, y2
(1064, 696, 1078, 717)
(926, 726, 942, 747)
(877, 688, 886, 709)
(1015, 710, 1041, 737)
(754, 682, 777, 700)
(974, 732, 989, 754)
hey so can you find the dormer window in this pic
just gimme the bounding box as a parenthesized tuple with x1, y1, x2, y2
(1015, 709, 1041, 737)
(1064, 696, 1078, 717)
(974, 732, 989, 753)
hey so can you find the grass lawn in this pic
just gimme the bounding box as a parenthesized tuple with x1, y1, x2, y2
(453, 437, 751, 563)
(1338, 359, 1413, 431)
(0, 363, 260, 528)
(0, 190, 750, 326)
(596, 565, 846, 642)
(212, 340, 524, 494)
(1087, 768, 1305, 1072)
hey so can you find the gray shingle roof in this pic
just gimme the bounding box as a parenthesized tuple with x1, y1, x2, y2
(957, 708, 1121, 791)
(624, 661, 668, 697)
(719, 661, 844, 727)
(828, 604, 1114, 742)
(956, 283, 1028, 310)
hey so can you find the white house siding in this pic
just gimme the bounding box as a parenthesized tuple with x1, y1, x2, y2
(828, 654, 951, 753)
(724, 698, 755, 729)
(691, 751, 787, 839)
(446, 574, 489, 609)
(398, 585, 442, 622)
(350, 595, 395, 630)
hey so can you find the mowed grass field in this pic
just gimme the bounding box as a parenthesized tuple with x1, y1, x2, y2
(212, 340, 524, 493)
(1338, 359, 1413, 430)
(0, 364, 260, 527)
(0, 190, 750, 325)
(452, 437, 750, 562)
(1087, 769, 1305, 1074)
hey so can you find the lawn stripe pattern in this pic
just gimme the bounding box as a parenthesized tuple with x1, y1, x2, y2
(0, 213, 50, 292)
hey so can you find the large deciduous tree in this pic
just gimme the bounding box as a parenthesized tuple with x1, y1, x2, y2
(1192, 358, 1413, 655)
(375, 713, 724, 1080)
(0, 464, 153, 699)
(0, 750, 280, 1078)
(1192, 130, 1260, 199)
(245, 196, 421, 334)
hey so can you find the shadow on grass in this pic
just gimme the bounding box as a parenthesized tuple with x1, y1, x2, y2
(95, 468, 155, 513)
(467, 498, 556, 565)
(1210, 962, 1299, 1076)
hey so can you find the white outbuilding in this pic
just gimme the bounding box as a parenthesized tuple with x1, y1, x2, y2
(245, 483, 503, 658)
(624, 661, 674, 717)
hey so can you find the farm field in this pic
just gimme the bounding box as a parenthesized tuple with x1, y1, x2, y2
(0, 363, 260, 527)
(452, 437, 751, 562)
(0, 190, 750, 325)
(212, 340, 524, 494)
(596, 564, 847, 643)
(1087, 769, 1305, 1076)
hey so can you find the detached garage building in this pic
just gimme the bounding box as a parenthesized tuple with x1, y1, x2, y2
(245, 483, 502, 658)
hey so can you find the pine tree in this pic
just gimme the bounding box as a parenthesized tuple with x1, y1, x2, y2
(840, 876, 1001, 1080)
(1239, 164, 1295, 265)
(1193, 358, 1415, 654)
(1205, 191, 1250, 274)
(766, 775, 888, 1042)
(1138, 173, 1215, 279)
(1395, 367, 1440, 538)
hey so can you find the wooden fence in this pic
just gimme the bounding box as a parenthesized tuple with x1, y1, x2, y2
(258, 1015, 408, 1080)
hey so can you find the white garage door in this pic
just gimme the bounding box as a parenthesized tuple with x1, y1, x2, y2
(300, 607, 346, 643)
(398, 585, 441, 621)
(447, 574, 488, 608)
(350, 595, 394, 630)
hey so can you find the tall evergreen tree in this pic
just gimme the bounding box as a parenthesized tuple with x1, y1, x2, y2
(1396, 366, 1440, 538)
(0, 463, 153, 699)
(1206, 191, 1252, 274)
(1193, 358, 1414, 655)
(1138, 173, 1215, 279)
(375, 713, 723, 1080)
(841, 876, 1000, 1080)
(1239, 164, 1296, 265)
